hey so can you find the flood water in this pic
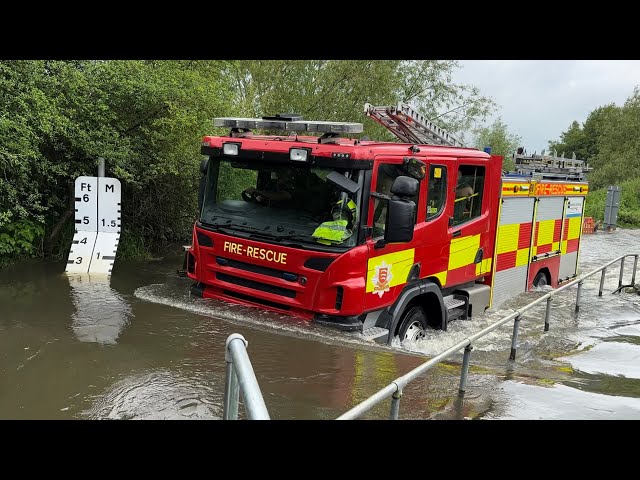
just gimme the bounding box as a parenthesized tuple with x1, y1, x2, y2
(1, 230, 639, 420)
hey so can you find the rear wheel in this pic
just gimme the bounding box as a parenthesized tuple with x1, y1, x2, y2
(397, 306, 428, 342)
(533, 271, 548, 287)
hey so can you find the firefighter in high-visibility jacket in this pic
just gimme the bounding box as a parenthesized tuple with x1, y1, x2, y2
(312, 194, 358, 245)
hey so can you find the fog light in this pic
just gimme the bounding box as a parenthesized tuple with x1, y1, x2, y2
(223, 143, 240, 156)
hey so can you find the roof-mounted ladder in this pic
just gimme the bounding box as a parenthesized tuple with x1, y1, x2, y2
(364, 103, 466, 148)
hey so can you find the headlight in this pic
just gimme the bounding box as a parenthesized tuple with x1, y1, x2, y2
(290, 148, 310, 162)
(223, 143, 240, 156)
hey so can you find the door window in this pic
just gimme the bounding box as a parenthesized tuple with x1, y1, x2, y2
(427, 165, 447, 221)
(372, 163, 418, 237)
(453, 165, 485, 226)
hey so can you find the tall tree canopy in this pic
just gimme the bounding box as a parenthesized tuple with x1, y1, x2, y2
(548, 104, 618, 163)
(227, 60, 495, 141)
(550, 86, 640, 225)
(549, 87, 640, 189)
(0, 60, 495, 265)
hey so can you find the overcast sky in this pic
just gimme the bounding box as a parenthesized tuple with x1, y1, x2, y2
(450, 60, 640, 156)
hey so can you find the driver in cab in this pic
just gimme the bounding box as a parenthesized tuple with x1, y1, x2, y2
(243, 168, 298, 205)
(242, 168, 334, 218)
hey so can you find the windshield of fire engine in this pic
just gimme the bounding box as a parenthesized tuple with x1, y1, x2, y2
(200, 158, 363, 249)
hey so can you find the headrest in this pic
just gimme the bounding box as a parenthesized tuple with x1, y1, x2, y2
(390, 176, 419, 197)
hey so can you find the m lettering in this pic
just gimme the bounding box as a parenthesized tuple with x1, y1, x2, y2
(106, 184, 114, 192)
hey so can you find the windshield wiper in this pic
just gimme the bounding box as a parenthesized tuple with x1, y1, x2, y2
(222, 223, 306, 244)
(209, 222, 269, 236)
(204, 223, 259, 239)
(207, 220, 317, 245)
(222, 223, 316, 243)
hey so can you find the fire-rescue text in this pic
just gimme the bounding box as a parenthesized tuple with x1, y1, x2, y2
(223, 241, 288, 265)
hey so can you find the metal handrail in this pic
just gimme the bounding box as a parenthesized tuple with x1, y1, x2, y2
(337, 253, 639, 420)
(223, 333, 270, 420)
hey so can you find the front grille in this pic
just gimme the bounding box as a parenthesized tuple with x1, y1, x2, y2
(223, 290, 291, 311)
(216, 272, 296, 298)
(216, 256, 297, 281)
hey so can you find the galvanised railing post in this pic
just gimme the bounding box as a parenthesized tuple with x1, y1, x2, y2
(618, 257, 626, 289)
(509, 315, 521, 361)
(632, 255, 638, 285)
(227, 335, 270, 420)
(544, 297, 552, 332)
(390, 387, 402, 420)
(599, 268, 607, 297)
(575, 281, 583, 312)
(459, 345, 473, 395)
(223, 334, 246, 420)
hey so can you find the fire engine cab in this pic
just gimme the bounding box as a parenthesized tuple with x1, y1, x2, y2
(186, 104, 588, 344)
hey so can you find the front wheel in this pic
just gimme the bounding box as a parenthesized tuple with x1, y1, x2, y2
(397, 306, 428, 343)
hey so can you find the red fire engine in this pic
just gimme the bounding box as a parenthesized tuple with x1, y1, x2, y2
(185, 104, 588, 344)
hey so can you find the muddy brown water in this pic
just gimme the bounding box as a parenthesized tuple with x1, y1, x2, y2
(1, 230, 639, 419)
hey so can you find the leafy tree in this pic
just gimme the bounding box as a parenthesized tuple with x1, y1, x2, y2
(227, 60, 495, 142)
(587, 89, 640, 189)
(553, 86, 640, 226)
(581, 104, 618, 160)
(0, 60, 232, 264)
(396, 61, 496, 144)
(548, 120, 588, 159)
(548, 104, 618, 162)
(473, 118, 521, 171)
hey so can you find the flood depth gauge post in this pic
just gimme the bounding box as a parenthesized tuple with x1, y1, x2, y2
(65, 158, 122, 275)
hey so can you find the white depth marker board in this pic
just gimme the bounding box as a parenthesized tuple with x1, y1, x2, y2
(66, 176, 121, 275)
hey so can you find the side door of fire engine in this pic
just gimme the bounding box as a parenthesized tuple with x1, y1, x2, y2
(364, 157, 426, 312)
(445, 159, 492, 287)
(412, 159, 455, 289)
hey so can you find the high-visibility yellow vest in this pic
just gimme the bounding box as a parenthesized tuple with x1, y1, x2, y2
(312, 199, 358, 245)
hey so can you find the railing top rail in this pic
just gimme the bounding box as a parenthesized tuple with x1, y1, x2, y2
(337, 253, 639, 420)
